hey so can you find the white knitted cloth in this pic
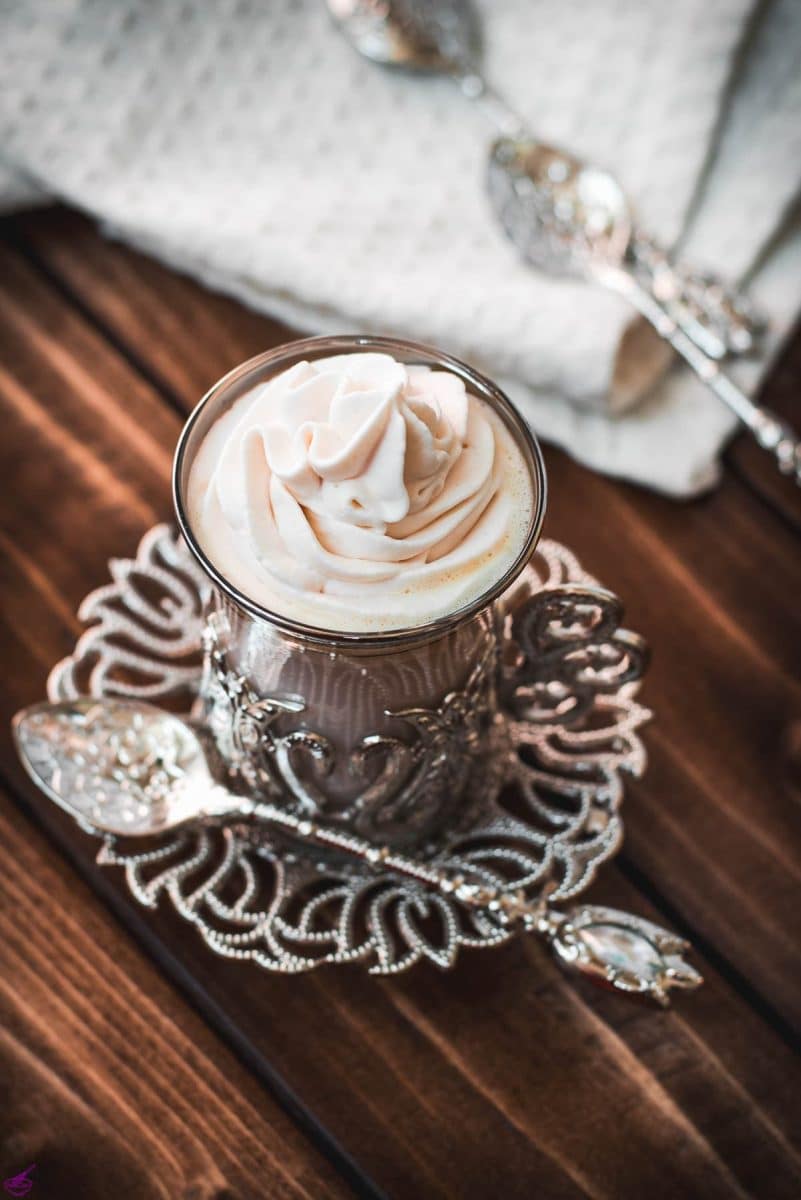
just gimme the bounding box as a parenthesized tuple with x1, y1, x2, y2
(2, 0, 799, 495)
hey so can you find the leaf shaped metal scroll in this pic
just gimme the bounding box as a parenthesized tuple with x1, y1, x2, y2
(47, 525, 653, 976)
(48, 523, 208, 706)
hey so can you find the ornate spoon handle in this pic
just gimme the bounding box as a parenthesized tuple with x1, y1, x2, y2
(628, 233, 763, 360)
(452, 64, 526, 138)
(242, 796, 702, 1005)
(241, 795, 446, 888)
(13, 672, 702, 1002)
(604, 265, 801, 484)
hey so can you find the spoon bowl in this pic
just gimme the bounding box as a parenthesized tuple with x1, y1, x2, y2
(488, 136, 634, 280)
(12, 698, 233, 839)
(326, 0, 479, 74)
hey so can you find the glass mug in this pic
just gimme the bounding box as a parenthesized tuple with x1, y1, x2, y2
(174, 335, 547, 852)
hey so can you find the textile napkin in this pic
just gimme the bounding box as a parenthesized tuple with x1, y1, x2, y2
(2, 0, 799, 495)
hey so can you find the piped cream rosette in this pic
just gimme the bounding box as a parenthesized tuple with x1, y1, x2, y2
(188, 353, 532, 632)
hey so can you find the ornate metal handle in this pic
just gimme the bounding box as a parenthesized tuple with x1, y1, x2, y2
(453, 64, 526, 137)
(628, 233, 764, 360)
(606, 265, 801, 486)
(243, 795, 702, 1005)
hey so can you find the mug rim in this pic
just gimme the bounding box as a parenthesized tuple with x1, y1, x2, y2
(173, 334, 548, 648)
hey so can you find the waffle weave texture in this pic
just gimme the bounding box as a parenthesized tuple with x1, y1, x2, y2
(2, 0, 799, 493)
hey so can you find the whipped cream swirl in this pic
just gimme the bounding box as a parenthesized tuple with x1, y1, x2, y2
(188, 352, 532, 631)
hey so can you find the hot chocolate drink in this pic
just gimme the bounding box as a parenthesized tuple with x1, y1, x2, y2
(186, 351, 533, 633)
(174, 337, 545, 849)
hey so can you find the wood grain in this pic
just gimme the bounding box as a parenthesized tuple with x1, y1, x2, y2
(0, 783, 352, 1200)
(2, 208, 801, 1199)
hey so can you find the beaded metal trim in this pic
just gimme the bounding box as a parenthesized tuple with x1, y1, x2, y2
(200, 607, 500, 851)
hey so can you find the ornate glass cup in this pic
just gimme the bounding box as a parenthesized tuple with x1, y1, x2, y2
(174, 335, 546, 852)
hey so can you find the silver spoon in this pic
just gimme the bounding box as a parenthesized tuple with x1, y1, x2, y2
(488, 137, 801, 485)
(13, 697, 702, 1003)
(327, 0, 800, 482)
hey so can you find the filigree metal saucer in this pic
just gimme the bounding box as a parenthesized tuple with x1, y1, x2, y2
(40, 524, 700, 1001)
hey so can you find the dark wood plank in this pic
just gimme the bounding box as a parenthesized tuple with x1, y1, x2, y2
(0, 783, 353, 1200)
(11, 208, 801, 1029)
(724, 325, 801, 536)
(2, 217, 801, 1198)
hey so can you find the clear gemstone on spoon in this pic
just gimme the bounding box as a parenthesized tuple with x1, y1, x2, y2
(549, 905, 703, 1002)
(576, 923, 662, 977)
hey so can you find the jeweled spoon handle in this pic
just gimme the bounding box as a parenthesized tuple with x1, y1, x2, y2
(243, 797, 447, 889)
(628, 233, 764, 360)
(605, 265, 801, 485)
(243, 797, 702, 1004)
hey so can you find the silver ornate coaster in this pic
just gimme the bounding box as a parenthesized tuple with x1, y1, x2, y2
(41, 524, 698, 1000)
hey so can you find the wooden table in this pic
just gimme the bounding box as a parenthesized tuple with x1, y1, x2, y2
(1, 207, 800, 1200)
